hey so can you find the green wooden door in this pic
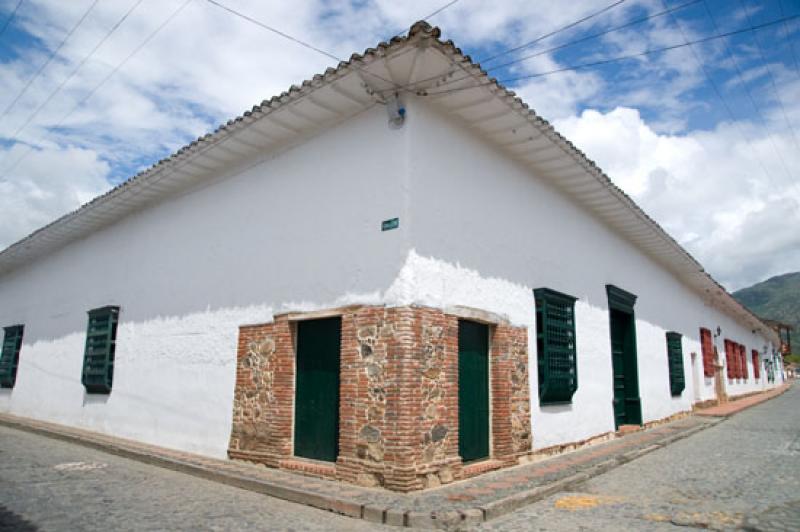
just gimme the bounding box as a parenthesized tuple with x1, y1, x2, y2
(458, 320, 489, 463)
(609, 309, 642, 428)
(610, 310, 628, 428)
(294, 317, 341, 462)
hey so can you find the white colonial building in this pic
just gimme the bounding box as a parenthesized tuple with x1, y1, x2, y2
(0, 22, 783, 491)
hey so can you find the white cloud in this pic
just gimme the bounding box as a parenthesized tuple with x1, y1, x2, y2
(554, 106, 800, 290)
(0, 143, 111, 247)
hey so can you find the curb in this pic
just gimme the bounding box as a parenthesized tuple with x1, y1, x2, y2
(0, 413, 721, 530)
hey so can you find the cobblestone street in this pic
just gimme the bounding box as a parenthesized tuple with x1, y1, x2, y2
(480, 384, 800, 531)
(0, 425, 389, 531)
(0, 385, 796, 531)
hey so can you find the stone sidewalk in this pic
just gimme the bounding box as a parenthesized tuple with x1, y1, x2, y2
(0, 385, 789, 530)
(695, 382, 791, 417)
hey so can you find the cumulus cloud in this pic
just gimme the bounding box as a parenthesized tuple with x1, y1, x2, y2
(554, 106, 800, 290)
(0, 143, 110, 246)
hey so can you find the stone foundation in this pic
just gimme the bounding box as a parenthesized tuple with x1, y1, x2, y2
(227, 304, 532, 492)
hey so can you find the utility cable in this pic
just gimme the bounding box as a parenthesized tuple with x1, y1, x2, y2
(6, 0, 146, 144)
(0, 0, 192, 179)
(421, 15, 799, 94)
(479, 0, 627, 64)
(734, 0, 800, 153)
(0, 0, 24, 39)
(406, 0, 703, 92)
(778, 0, 800, 78)
(203, 0, 397, 89)
(0, 0, 100, 122)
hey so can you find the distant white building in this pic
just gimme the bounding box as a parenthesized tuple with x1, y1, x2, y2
(0, 22, 783, 492)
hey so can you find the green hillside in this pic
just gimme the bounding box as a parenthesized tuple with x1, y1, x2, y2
(733, 272, 800, 338)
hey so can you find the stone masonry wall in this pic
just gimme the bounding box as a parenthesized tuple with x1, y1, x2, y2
(227, 305, 531, 492)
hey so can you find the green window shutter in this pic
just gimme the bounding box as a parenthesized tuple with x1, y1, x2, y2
(0, 325, 24, 388)
(666, 331, 685, 396)
(82, 306, 119, 394)
(534, 288, 578, 405)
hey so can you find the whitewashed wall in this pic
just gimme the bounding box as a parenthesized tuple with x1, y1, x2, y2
(0, 96, 781, 459)
(0, 106, 412, 457)
(399, 97, 781, 450)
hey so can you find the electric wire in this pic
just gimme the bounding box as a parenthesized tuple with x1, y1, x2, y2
(405, 0, 703, 93)
(202, 0, 397, 88)
(777, 0, 800, 78)
(479, 0, 627, 64)
(0, 0, 24, 39)
(419, 0, 461, 23)
(421, 14, 799, 95)
(6, 0, 146, 145)
(0, 0, 101, 122)
(661, 0, 780, 191)
(0, 0, 193, 179)
(734, 0, 800, 153)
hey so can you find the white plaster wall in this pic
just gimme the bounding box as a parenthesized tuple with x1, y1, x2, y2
(401, 97, 780, 449)
(0, 105, 412, 457)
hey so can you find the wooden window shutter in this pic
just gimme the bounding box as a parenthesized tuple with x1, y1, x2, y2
(740, 344, 748, 379)
(666, 332, 685, 396)
(0, 325, 24, 388)
(534, 288, 578, 405)
(700, 328, 714, 377)
(725, 340, 734, 379)
(752, 349, 760, 379)
(82, 306, 119, 394)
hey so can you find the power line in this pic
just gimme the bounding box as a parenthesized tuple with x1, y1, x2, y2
(734, 0, 800, 153)
(6, 0, 146, 144)
(204, 0, 339, 63)
(419, 0, 461, 23)
(407, 0, 703, 92)
(777, 0, 800, 78)
(661, 0, 787, 195)
(203, 0, 397, 88)
(480, 0, 627, 64)
(421, 14, 799, 95)
(0, 0, 193, 179)
(0, 0, 24, 39)
(0, 0, 100, 122)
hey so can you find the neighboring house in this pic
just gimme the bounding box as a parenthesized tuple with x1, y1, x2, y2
(0, 23, 783, 491)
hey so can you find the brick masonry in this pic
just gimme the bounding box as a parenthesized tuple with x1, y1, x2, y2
(227, 305, 532, 492)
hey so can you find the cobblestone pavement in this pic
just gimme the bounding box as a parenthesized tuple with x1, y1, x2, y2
(0, 425, 390, 531)
(479, 384, 800, 531)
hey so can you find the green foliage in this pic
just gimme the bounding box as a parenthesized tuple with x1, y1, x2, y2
(733, 272, 800, 334)
(785, 353, 800, 365)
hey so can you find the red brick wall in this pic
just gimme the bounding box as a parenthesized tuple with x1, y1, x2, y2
(227, 305, 532, 492)
(228, 318, 294, 466)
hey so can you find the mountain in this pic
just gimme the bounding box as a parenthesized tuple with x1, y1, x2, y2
(733, 272, 800, 335)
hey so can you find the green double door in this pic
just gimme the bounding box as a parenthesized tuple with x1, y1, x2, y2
(609, 309, 642, 428)
(458, 320, 490, 463)
(294, 317, 341, 462)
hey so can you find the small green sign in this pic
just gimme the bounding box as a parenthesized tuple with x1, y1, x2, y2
(381, 217, 399, 231)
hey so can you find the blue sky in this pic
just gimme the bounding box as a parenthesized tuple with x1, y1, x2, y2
(0, 0, 798, 290)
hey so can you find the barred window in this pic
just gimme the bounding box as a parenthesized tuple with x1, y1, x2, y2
(666, 332, 685, 396)
(82, 306, 119, 394)
(534, 288, 578, 405)
(0, 325, 24, 388)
